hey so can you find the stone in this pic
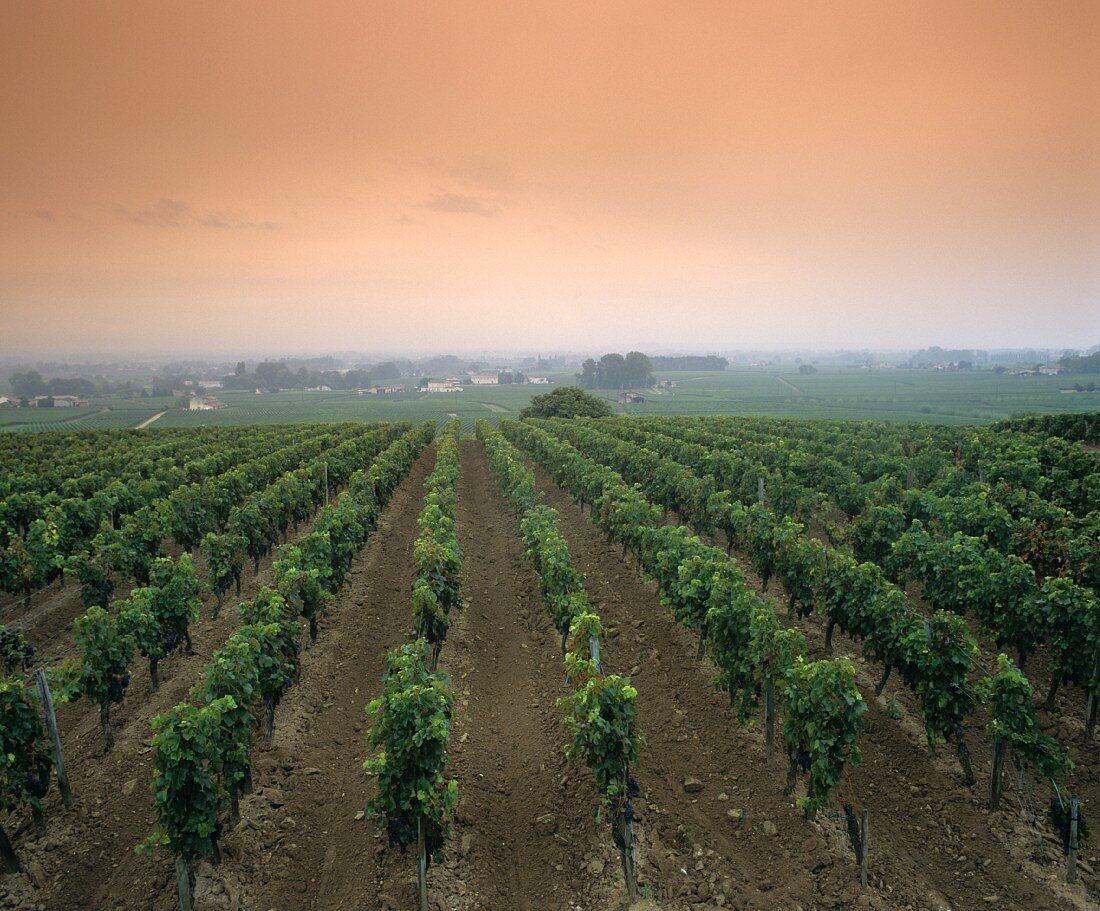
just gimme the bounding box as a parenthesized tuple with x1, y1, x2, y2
(534, 813, 558, 835)
(683, 777, 705, 794)
(587, 857, 605, 875)
(762, 820, 778, 836)
(460, 834, 473, 857)
(726, 808, 744, 827)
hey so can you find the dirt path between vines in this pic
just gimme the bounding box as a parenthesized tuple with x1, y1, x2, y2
(437, 440, 603, 911)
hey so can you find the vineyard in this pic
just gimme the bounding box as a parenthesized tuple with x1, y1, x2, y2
(0, 414, 1097, 911)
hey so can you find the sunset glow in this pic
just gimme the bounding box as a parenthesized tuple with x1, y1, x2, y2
(2, 1, 1097, 355)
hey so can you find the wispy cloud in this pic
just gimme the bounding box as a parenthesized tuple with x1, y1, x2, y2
(119, 198, 277, 230)
(421, 192, 499, 218)
(447, 159, 519, 194)
(197, 210, 277, 230)
(121, 197, 190, 227)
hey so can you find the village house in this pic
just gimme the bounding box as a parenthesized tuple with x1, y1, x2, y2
(426, 381, 462, 393)
(188, 394, 226, 411)
(469, 374, 499, 385)
(361, 384, 405, 395)
(32, 395, 90, 407)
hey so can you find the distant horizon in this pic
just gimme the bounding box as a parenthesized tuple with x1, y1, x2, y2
(0, 340, 1093, 371)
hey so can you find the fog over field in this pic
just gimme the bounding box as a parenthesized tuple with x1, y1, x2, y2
(2, 1, 1098, 357)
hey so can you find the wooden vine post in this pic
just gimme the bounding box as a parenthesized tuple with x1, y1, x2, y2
(0, 825, 20, 874)
(34, 667, 73, 809)
(859, 810, 870, 887)
(1085, 651, 1100, 741)
(989, 738, 1007, 811)
(1067, 797, 1079, 884)
(764, 678, 776, 760)
(175, 854, 196, 911)
(416, 816, 429, 911)
(617, 804, 638, 903)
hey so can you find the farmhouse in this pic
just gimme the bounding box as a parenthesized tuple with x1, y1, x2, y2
(619, 391, 647, 404)
(361, 384, 405, 395)
(0, 395, 20, 407)
(32, 395, 90, 407)
(469, 374, 499, 385)
(426, 381, 463, 393)
(188, 394, 226, 411)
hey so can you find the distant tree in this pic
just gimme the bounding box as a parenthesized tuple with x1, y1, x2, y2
(623, 351, 654, 387)
(520, 386, 613, 419)
(798, 364, 817, 375)
(576, 359, 598, 389)
(597, 353, 627, 388)
(9, 371, 46, 398)
(372, 362, 402, 381)
(1061, 352, 1100, 374)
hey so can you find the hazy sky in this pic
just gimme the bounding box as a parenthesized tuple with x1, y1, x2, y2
(2, 1, 1098, 356)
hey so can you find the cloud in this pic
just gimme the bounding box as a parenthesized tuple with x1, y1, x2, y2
(119, 198, 276, 230)
(421, 192, 499, 217)
(121, 197, 190, 227)
(197, 210, 277, 230)
(447, 159, 519, 194)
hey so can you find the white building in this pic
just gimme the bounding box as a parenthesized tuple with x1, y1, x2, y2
(469, 374, 499, 385)
(188, 394, 226, 411)
(527, 376, 550, 384)
(426, 381, 462, 393)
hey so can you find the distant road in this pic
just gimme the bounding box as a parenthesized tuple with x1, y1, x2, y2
(134, 410, 166, 429)
(777, 376, 804, 395)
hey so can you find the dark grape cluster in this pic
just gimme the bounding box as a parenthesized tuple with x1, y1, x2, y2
(386, 815, 415, 850)
(107, 673, 131, 703)
(23, 771, 49, 799)
(796, 748, 812, 774)
(162, 632, 181, 653)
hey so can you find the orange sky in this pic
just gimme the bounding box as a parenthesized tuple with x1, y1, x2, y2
(2, 1, 1098, 355)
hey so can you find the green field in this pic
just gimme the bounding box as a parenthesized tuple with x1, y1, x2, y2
(2, 367, 1097, 433)
(620, 367, 1100, 424)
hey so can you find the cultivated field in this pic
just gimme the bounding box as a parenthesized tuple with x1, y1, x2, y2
(3, 368, 1097, 434)
(0, 413, 1096, 911)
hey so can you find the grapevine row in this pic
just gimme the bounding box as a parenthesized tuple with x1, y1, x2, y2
(364, 420, 461, 911)
(476, 419, 644, 899)
(500, 419, 867, 822)
(532, 417, 1081, 807)
(139, 422, 434, 911)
